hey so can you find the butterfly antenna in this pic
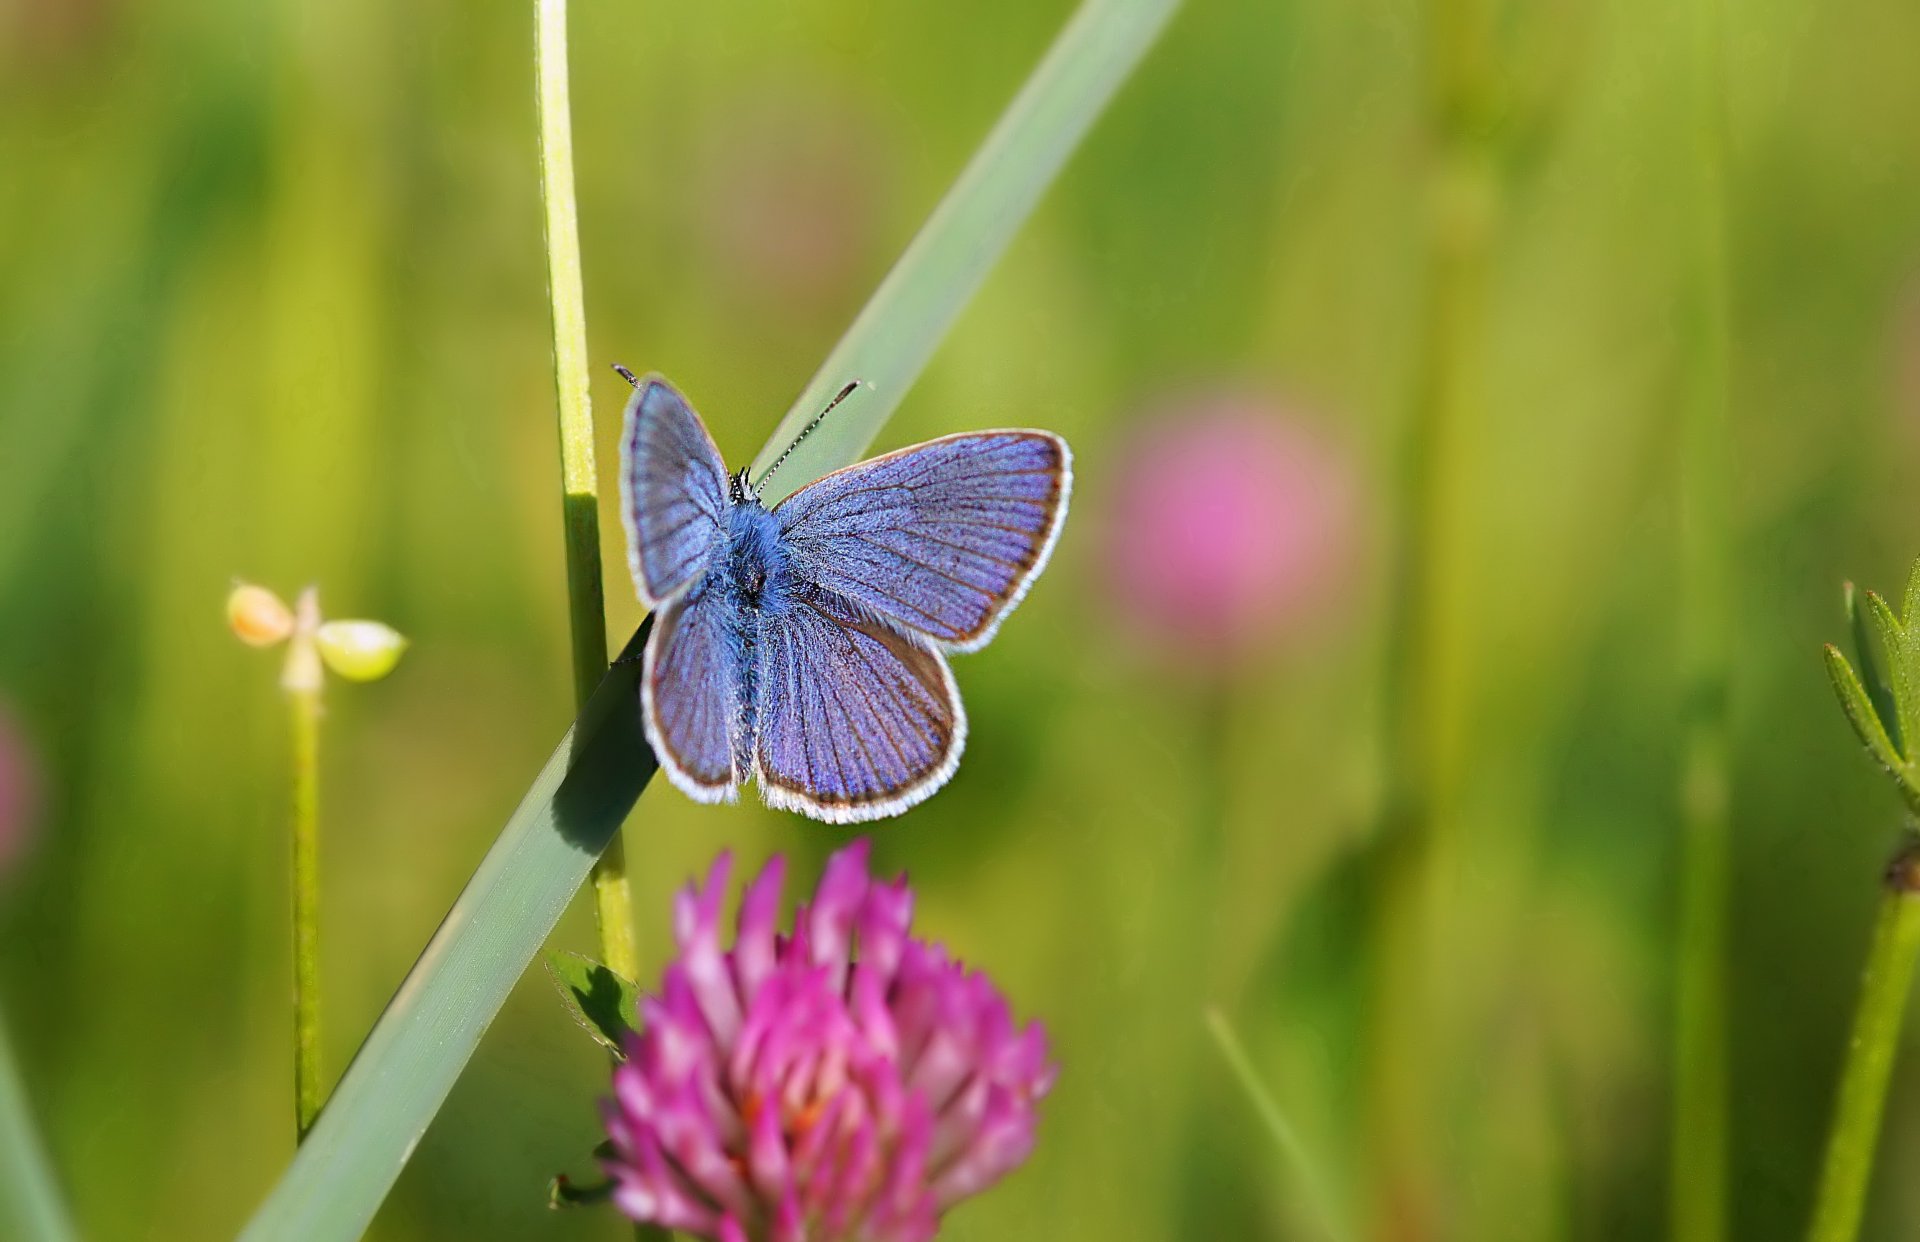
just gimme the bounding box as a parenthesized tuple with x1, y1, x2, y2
(751, 380, 866, 497)
(612, 363, 641, 388)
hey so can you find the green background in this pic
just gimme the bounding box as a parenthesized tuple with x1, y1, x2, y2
(5, 0, 1920, 1238)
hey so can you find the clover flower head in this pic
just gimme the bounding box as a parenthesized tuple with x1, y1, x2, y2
(602, 841, 1055, 1242)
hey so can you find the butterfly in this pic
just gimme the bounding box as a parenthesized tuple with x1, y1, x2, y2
(618, 373, 1072, 823)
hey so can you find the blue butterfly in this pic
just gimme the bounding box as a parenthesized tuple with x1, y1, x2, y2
(619, 374, 1072, 823)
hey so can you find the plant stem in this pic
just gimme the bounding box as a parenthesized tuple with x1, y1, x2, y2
(0, 1001, 78, 1242)
(1363, 0, 1491, 1234)
(1806, 843, 1920, 1242)
(534, 0, 635, 983)
(285, 588, 326, 1141)
(534, 9, 657, 1239)
(1206, 1008, 1346, 1242)
(1671, 0, 1732, 1234)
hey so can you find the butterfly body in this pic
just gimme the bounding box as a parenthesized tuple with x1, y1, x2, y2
(717, 486, 792, 613)
(621, 375, 1070, 823)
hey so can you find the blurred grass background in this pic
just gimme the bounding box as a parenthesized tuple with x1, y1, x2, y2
(4, 0, 1920, 1238)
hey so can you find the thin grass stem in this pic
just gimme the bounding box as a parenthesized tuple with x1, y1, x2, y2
(534, 0, 635, 983)
(1363, 0, 1493, 1233)
(286, 588, 326, 1141)
(1205, 1008, 1346, 1242)
(1671, 0, 1733, 1234)
(1805, 844, 1920, 1242)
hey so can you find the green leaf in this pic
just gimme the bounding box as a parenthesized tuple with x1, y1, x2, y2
(1894, 565, 1920, 764)
(546, 952, 640, 1056)
(239, 4, 1179, 1238)
(547, 1171, 614, 1210)
(1826, 643, 1907, 784)
(1850, 585, 1905, 757)
(1901, 558, 1920, 644)
(0, 1003, 78, 1242)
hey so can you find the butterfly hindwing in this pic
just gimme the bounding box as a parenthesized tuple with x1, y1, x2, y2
(642, 580, 746, 803)
(773, 431, 1072, 652)
(751, 586, 964, 823)
(620, 377, 730, 607)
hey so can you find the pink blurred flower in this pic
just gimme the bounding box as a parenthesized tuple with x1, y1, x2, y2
(602, 840, 1055, 1242)
(0, 706, 42, 880)
(1103, 392, 1359, 656)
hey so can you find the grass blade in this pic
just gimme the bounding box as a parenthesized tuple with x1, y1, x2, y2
(1204, 1008, 1345, 1242)
(1670, 0, 1733, 1231)
(0, 1004, 78, 1242)
(748, 0, 1181, 503)
(238, 2, 1178, 1236)
(535, 0, 640, 985)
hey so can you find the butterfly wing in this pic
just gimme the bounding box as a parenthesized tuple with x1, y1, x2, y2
(643, 580, 745, 803)
(620, 376, 730, 607)
(751, 586, 964, 823)
(773, 431, 1071, 652)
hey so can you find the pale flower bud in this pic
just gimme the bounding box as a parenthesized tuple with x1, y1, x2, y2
(315, 620, 409, 683)
(227, 583, 294, 647)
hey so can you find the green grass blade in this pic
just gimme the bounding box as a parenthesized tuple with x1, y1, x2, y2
(239, 2, 1178, 1236)
(1848, 585, 1903, 756)
(748, 0, 1182, 504)
(0, 1004, 79, 1242)
(1204, 1008, 1346, 1242)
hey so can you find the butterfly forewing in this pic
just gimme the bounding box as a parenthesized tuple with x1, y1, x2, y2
(642, 583, 746, 802)
(752, 588, 964, 823)
(621, 377, 730, 606)
(773, 431, 1071, 652)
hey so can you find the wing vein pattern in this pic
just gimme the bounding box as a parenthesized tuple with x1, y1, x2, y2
(621, 378, 729, 605)
(775, 431, 1071, 651)
(752, 589, 962, 822)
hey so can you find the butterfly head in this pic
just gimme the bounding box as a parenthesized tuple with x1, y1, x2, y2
(728, 467, 762, 508)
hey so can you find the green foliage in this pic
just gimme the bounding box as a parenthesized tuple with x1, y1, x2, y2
(546, 1169, 614, 1211)
(545, 952, 639, 1057)
(1826, 563, 1920, 816)
(1846, 581, 1903, 754)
